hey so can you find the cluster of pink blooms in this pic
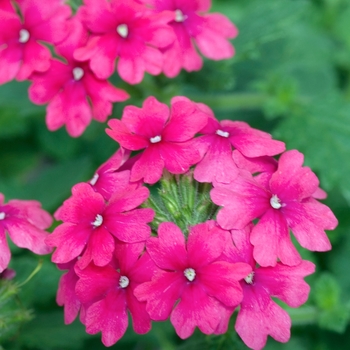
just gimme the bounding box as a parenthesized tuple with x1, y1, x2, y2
(44, 96, 337, 349)
(0, 0, 236, 136)
(0, 1, 339, 349)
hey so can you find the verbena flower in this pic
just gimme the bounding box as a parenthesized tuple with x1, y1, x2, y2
(29, 19, 129, 137)
(0, 193, 52, 272)
(134, 221, 251, 339)
(221, 225, 315, 350)
(74, 0, 175, 84)
(142, 0, 238, 77)
(106, 96, 208, 184)
(0, 0, 71, 84)
(75, 242, 157, 346)
(211, 150, 338, 266)
(46, 176, 154, 269)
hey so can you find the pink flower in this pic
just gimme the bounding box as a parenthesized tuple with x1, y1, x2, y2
(221, 225, 315, 350)
(29, 19, 129, 137)
(211, 150, 338, 266)
(74, 0, 175, 84)
(193, 110, 285, 183)
(134, 221, 251, 339)
(0, 193, 53, 272)
(46, 175, 154, 269)
(106, 96, 208, 184)
(0, 0, 71, 84)
(75, 242, 157, 346)
(145, 0, 238, 77)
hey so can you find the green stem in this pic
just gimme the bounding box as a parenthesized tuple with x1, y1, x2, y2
(288, 306, 318, 326)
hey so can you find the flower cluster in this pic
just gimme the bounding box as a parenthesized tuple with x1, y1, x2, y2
(47, 97, 338, 349)
(0, 0, 236, 137)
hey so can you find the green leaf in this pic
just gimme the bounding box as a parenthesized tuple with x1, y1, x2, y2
(314, 273, 340, 310)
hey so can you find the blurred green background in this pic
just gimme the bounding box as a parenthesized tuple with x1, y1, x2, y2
(1, 0, 350, 348)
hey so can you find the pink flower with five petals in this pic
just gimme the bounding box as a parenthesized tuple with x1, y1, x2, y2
(0, 0, 71, 84)
(74, 0, 175, 84)
(143, 0, 238, 77)
(134, 221, 251, 339)
(221, 225, 315, 350)
(106, 96, 208, 184)
(46, 174, 154, 269)
(29, 19, 129, 137)
(211, 150, 338, 267)
(75, 242, 157, 346)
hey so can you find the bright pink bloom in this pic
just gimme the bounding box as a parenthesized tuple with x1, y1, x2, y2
(74, 0, 175, 84)
(29, 19, 129, 137)
(193, 110, 285, 183)
(46, 175, 154, 269)
(221, 225, 315, 350)
(106, 96, 208, 184)
(144, 0, 237, 77)
(211, 150, 338, 266)
(75, 242, 157, 346)
(0, 193, 53, 272)
(134, 221, 251, 339)
(0, 0, 71, 84)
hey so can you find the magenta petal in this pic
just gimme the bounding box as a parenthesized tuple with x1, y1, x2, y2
(130, 146, 164, 184)
(162, 100, 208, 142)
(105, 209, 153, 243)
(126, 287, 152, 334)
(236, 286, 291, 350)
(194, 137, 239, 183)
(106, 119, 149, 150)
(114, 241, 145, 273)
(118, 55, 145, 84)
(46, 223, 88, 264)
(6, 218, 52, 254)
(85, 290, 128, 347)
(161, 142, 200, 175)
(251, 208, 301, 267)
(57, 267, 80, 324)
(211, 176, 269, 230)
(256, 260, 315, 307)
(170, 283, 223, 339)
(0, 227, 10, 272)
(108, 186, 150, 213)
(284, 200, 333, 252)
(147, 222, 187, 271)
(187, 222, 229, 267)
(75, 263, 119, 304)
(270, 150, 319, 201)
(134, 270, 184, 320)
(199, 261, 249, 307)
(0, 44, 21, 84)
(78, 227, 115, 269)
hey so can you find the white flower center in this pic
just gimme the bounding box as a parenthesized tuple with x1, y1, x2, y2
(216, 129, 230, 138)
(0, 212, 5, 220)
(92, 214, 103, 228)
(119, 275, 129, 288)
(244, 272, 254, 284)
(90, 173, 99, 186)
(174, 9, 187, 22)
(19, 29, 30, 43)
(270, 194, 282, 209)
(72, 67, 84, 81)
(184, 268, 196, 282)
(117, 24, 128, 38)
(150, 135, 162, 144)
